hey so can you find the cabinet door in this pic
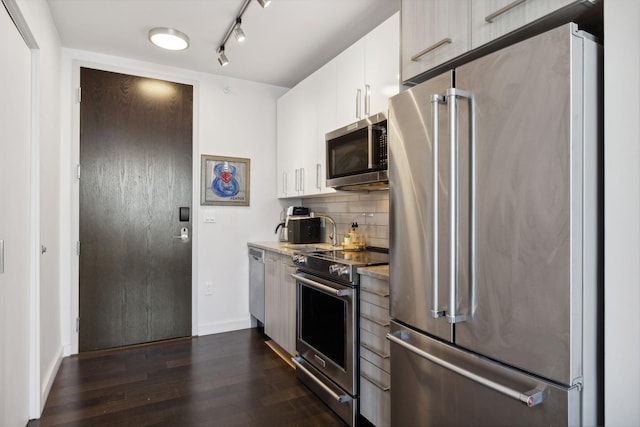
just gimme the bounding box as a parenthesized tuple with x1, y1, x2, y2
(276, 91, 298, 198)
(313, 59, 337, 195)
(365, 12, 400, 117)
(335, 39, 366, 128)
(264, 252, 281, 340)
(471, 0, 579, 48)
(280, 257, 298, 356)
(401, 0, 470, 83)
(277, 81, 316, 197)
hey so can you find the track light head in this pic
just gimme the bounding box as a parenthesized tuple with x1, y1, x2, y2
(234, 19, 246, 42)
(218, 46, 229, 67)
(257, 0, 271, 8)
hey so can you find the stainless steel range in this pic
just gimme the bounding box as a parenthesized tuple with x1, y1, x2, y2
(291, 248, 389, 427)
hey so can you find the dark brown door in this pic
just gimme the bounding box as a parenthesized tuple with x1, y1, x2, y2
(79, 68, 193, 351)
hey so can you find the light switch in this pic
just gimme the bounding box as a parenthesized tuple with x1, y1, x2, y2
(203, 210, 216, 223)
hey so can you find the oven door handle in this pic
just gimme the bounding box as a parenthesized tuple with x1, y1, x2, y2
(292, 273, 352, 298)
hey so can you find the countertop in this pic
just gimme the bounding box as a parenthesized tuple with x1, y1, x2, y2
(247, 241, 340, 256)
(357, 265, 389, 280)
(247, 241, 390, 279)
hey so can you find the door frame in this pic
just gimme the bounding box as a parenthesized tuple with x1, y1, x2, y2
(2, 0, 41, 418)
(67, 60, 200, 355)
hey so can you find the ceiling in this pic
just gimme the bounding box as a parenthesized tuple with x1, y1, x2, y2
(46, 0, 400, 88)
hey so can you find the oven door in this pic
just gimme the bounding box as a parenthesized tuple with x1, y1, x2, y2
(294, 271, 357, 395)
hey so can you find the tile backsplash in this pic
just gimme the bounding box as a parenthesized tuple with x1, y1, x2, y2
(302, 191, 389, 248)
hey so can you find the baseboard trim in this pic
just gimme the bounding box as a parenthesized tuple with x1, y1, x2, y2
(197, 318, 252, 336)
(40, 347, 63, 413)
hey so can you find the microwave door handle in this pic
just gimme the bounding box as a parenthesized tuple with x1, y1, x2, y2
(367, 125, 374, 168)
(431, 94, 446, 319)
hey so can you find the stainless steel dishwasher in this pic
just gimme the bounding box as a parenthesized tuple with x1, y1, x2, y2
(248, 247, 265, 324)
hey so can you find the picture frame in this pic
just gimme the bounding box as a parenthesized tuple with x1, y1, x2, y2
(200, 155, 250, 206)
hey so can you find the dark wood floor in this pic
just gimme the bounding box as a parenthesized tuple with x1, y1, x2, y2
(28, 328, 346, 426)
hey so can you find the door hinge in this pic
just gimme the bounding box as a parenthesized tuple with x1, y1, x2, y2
(76, 317, 79, 332)
(76, 241, 80, 255)
(76, 164, 81, 179)
(77, 87, 81, 103)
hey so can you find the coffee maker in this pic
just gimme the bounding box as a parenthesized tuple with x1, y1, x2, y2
(275, 206, 321, 244)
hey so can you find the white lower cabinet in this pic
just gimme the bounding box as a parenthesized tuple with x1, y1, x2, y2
(359, 273, 391, 426)
(264, 250, 296, 356)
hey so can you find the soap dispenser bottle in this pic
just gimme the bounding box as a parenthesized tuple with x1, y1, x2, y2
(350, 222, 359, 243)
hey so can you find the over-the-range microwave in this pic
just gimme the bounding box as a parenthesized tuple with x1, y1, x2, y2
(325, 112, 388, 191)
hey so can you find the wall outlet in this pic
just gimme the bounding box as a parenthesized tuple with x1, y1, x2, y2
(204, 281, 213, 296)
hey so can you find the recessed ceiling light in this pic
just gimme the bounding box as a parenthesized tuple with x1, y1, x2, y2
(148, 27, 190, 51)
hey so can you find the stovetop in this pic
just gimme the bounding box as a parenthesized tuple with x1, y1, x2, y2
(292, 247, 389, 285)
(306, 248, 389, 266)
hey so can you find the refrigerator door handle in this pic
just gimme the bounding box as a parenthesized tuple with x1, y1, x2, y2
(387, 332, 545, 407)
(446, 88, 472, 324)
(431, 94, 446, 319)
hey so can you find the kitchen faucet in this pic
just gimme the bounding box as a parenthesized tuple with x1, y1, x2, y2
(315, 214, 337, 246)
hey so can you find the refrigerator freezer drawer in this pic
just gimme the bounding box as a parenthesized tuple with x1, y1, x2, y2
(389, 321, 581, 426)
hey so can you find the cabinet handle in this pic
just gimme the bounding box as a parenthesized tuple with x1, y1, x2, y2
(365, 84, 371, 116)
(361, 313, 390, 328)
(361, 287, 389, 298)
(356, 88, 362, 119)
(361, 342, 390, 359)
(316, 163, 322, 190)
(283, 172, 287, 195)
(485, 0, 527, 23)
(411, 38, 452, 62)
(300, 167, 305, 192)
(294, 169, 299, 192)
(361, 372, 390, 392)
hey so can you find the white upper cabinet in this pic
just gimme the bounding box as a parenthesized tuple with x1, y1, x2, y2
(365, 13, 401, 118)
(471, 0, 581, 49)
(277, 12, 399, 198)
(313, 59, 338, 195)
(276, 81, 316, 198)
(401, 0, 471, 84)
(336, 12, 400, 128)
(335, 40, 366, 127)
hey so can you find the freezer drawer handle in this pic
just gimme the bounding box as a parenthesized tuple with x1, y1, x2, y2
(292, 357, 353, 404)
(386, 332, 545, 407)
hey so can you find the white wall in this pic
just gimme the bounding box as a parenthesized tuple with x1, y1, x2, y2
(57, 49, 288, 354)
(13, 0, 62, 417)
(604, 1, 640, 425)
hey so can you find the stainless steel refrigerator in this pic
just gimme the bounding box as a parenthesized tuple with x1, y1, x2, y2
(388, 23, 601, 426)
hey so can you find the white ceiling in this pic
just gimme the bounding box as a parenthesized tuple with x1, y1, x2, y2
(46, 0, 400, 88)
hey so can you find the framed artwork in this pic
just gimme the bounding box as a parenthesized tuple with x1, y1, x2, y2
(200, 155, 250, 206)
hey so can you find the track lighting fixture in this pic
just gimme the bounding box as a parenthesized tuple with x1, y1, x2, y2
(215, 0, 271, 67)
(233, 19, 246, 42)
(218, 46, 229, 66)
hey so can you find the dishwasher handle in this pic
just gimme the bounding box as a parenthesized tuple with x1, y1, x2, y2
(248, 247, 265, 263)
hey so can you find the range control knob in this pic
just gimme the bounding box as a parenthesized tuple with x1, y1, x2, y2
(329, 264, 340, 275)
(338, 266, 350, 277)
(293, 254, 307, 265)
